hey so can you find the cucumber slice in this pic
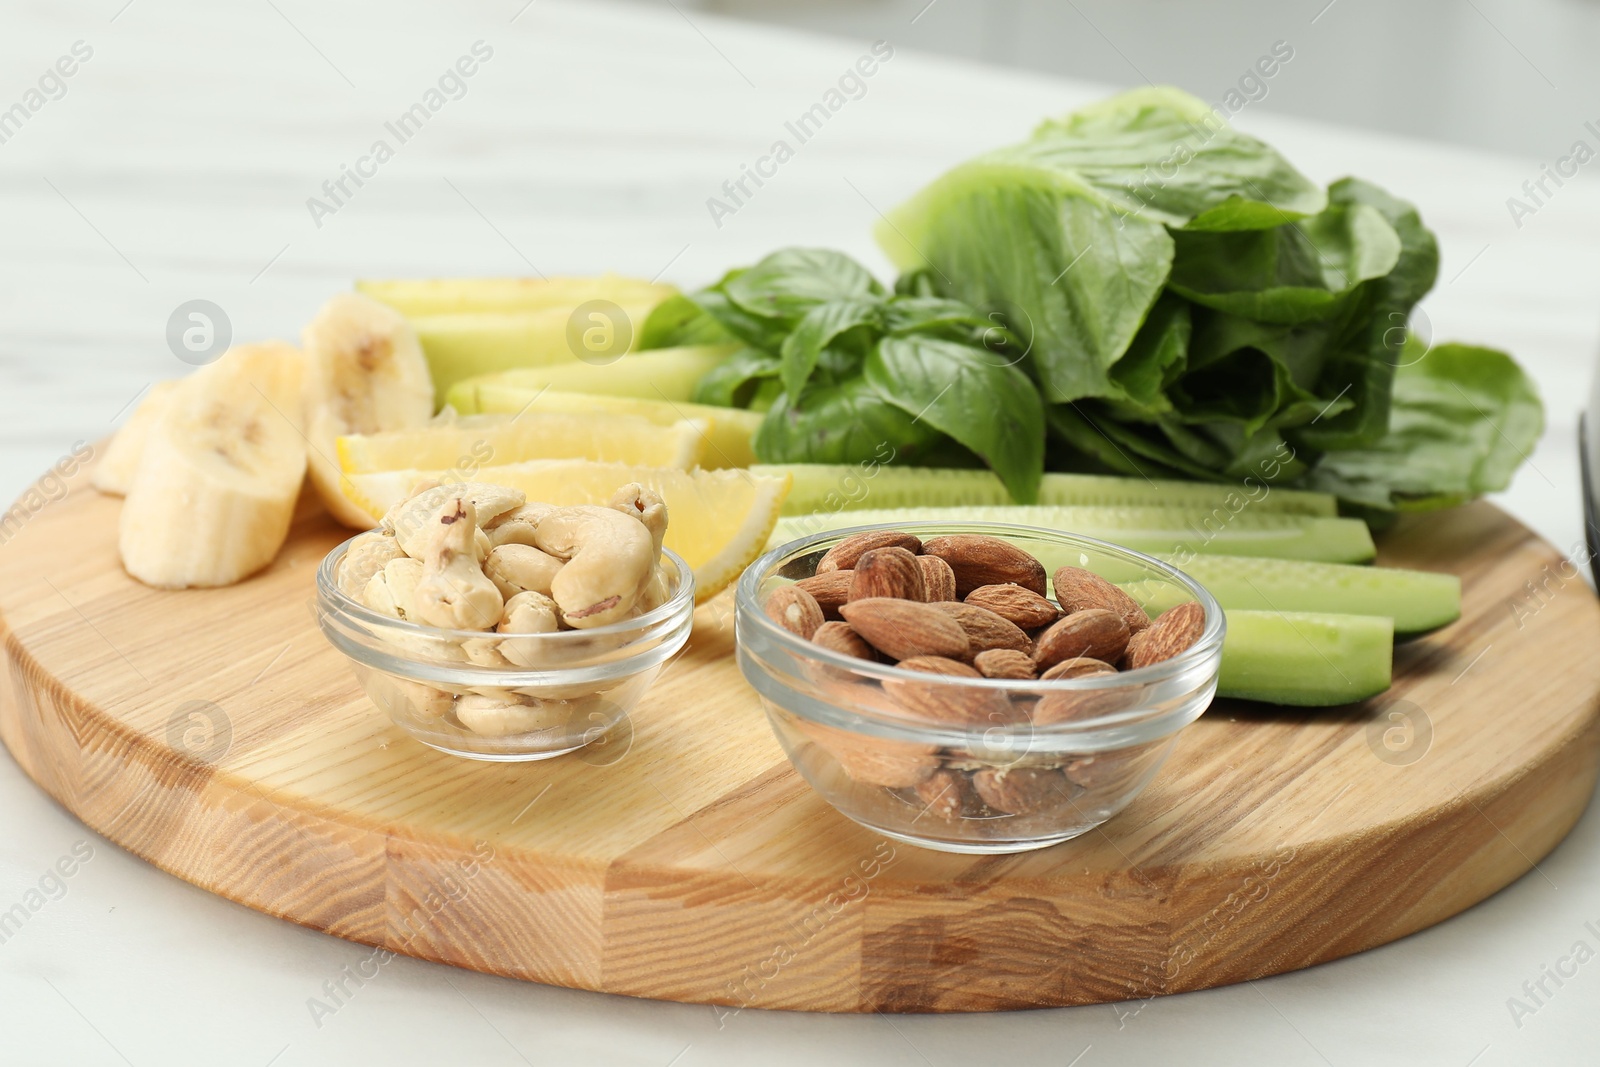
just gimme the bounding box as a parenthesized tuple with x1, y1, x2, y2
(759, 463, 1336, 517)
(772, 506, 1375, 564)
(1124, 556, 1460, 637)
(1219, 611, 1393, 705)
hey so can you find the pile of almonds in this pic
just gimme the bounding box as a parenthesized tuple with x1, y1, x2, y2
(761, 530, 1206, 824)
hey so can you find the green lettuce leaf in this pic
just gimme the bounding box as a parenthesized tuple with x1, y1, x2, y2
(1025, 87, 1327, 228)
(1302, 340, 1544, 510)
(1292, 177, 1440, 451)
(880, 165, 1175, 402)
(1167, 202, 1402, 323)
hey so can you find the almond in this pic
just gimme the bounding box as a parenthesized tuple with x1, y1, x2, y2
(913, 768, 972, 822)
(764, 585, 824, 639)
(1129, 601, 1206, 669)
(795, 570, 853, 620)
(964, 584, 1060, 629)
(1120, 629, 1150, 670)
(918, 554, 958, 602)
(1033, 685, 1129, 726)
(817, 530, 923, 573)
(1038, 656, 1118, 681)
(1052, 565, 1151, 634)
(1065, 742, 1161, 792)
(1033, 608, 1130, 670)
(848, 546, 926, 602)
(811, 620, 876, 661)
(921, 535, 1048, 597)
(974, 648, 1036, 680)
(838, 598, 970, 662)
(929, 601, 1032, 656)
(971, 766, 1070, 815)
(884, 655, 1020, 725)
(795, 719, 937, 788)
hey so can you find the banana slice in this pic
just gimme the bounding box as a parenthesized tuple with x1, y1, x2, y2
(119, 343, 307, 588)
(302, 293, 434, 528)
(93, 380, 182, 496)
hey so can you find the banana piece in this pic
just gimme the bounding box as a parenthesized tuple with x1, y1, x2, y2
(93, 380, 182, 496)
(119, 343, 307, 588)
(302, 293, 434, 528)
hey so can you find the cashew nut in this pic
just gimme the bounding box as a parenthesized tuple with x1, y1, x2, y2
(366, 673, 454, 723)
(484, 503, 556, 548)
(454, 692, 566, 737)
(382, 557, 424, 619)
(361, 569, 400, 618)
(409, 497, 505, 630)
(608, 484, 671, 612)
(534, 505, 654, 629)
(383, 481, 526, 558)
(497, 590, 562, 668)
(484, 544, 564, 600)
(337, 531, 404, 599)
(608, 483, 667, 559)
(462, 637, 510, 668)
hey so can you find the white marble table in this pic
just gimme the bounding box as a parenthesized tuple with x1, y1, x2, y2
(2, 2, 1598, 1064)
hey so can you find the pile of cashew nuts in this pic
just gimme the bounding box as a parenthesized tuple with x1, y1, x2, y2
(333, 480, 673, 739)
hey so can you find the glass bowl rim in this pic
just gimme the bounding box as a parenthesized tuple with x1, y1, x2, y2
(735, 519, 1226, 696)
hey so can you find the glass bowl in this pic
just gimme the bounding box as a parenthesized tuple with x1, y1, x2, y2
(736, 522, 1224, 853)
(316, 536, 694, 761)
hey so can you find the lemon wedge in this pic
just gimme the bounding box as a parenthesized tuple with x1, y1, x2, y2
(336, 412, 707, 474)
(451, 387, 762, 469)
(341, 461, 790, 602)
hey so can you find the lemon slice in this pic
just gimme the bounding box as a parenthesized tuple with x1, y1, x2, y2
(452, 387, 762, 469)
(342, 461, 791, 602)
(336, 412, 707, 475)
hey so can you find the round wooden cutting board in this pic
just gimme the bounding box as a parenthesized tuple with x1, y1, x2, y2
(3, 473, 1598, 1013)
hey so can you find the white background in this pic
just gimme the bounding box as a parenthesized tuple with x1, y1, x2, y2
(1, 2, 1598, 1064)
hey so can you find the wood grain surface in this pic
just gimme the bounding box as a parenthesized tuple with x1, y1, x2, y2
(1, 471, 1596, 1013)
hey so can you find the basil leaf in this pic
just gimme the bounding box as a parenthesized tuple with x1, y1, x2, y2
(882, 296, 994, 337)
(638, 293, 732, 349)
(754, 378, 941, 466)
(779, 298, 882, 399)
(724, 248, 883, 320)
(692, 346, 781, 408)
(691, 287, 791, 351)
(866, 336, 1045, 502)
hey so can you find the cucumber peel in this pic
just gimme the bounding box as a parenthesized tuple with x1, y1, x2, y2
(758, 463, 1336, 517)
(1124, 556, 1459, 637)
(1219, 611, 1393, 705)
(772, 506, 1375, 564)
